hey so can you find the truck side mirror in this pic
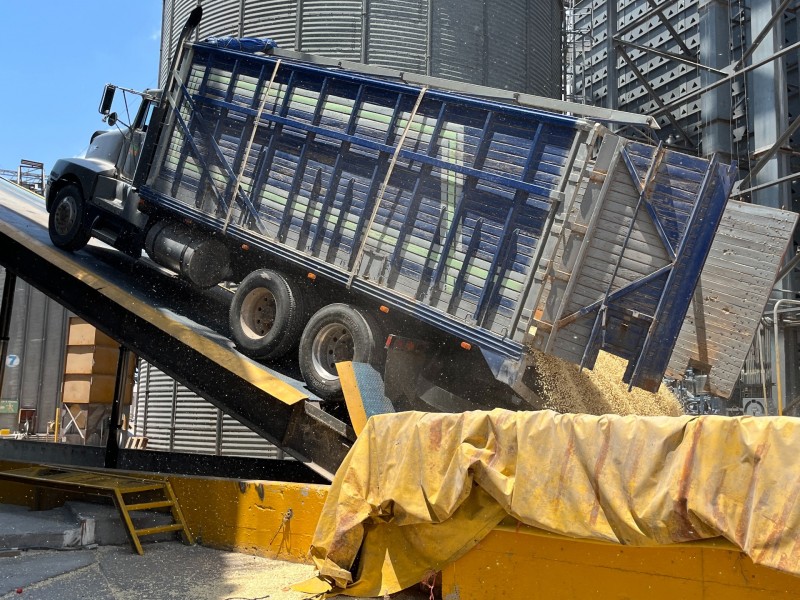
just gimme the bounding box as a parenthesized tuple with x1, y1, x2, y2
(106, 112, 118, 127)
(99, 85, 116, 115)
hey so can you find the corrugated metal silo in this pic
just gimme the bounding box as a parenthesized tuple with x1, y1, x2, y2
(0, 267, 69, 434)
(131, 359, 281, 458)
(162, 0, 563, 97)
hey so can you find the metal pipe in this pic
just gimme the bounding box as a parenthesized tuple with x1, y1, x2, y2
(772, 299, 800, 416)
(617, 44, 696, 148)
(757, 327, 770, 415)
(737, 111, 800, 191)
(361, 0, 370, 64)
(53, 407, 60, 443)
(613, 38, 725, 73)
(426, 0, 432, 76)
(645, 0, 693, 57)
(295, 0, 303, 51)
(615, 0, 683, 38)
(652, 39, 800, 118)
(732, 170, 800, 198)
(773, 251, 800, 285)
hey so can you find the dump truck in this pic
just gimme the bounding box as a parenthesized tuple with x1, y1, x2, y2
(44, 8, 796, 411)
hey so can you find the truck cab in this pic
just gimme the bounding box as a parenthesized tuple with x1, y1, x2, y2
(45, 85, 160, 255)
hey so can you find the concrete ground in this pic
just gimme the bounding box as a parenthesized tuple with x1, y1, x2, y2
(0, 504, 432, 600)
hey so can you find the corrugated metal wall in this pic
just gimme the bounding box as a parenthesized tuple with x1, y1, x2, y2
(162, 0, 563, 97)
(131, 359, 282, 458)
(0, 267, 69, 433)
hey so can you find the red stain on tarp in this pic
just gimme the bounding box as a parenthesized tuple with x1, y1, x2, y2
(589, 422, 612, 527)
(429, 417, 443, 451)
(554, 429, 577, 513)
(671, 419, 704, 540)
(735, 439, 768, 547)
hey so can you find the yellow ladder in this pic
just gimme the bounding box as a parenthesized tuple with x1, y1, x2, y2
(0, 465, 194, 555)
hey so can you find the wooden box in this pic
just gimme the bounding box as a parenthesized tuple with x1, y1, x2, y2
(67, 318, 116, 347)
(62, 374, 117, 404)
(64, 346, 119, 375)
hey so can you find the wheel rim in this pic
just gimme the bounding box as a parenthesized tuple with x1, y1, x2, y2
(311, 323, 354, 382)
(240, 288, 277, 340)
(53, 195, 79, 236)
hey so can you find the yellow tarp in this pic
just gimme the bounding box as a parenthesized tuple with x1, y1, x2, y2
(305, 409, 800, 597)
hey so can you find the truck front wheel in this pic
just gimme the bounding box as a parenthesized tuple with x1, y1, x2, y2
(48, 184, 91, 251)
(229, 269, 306, 359)
(299, 303, 385, 399)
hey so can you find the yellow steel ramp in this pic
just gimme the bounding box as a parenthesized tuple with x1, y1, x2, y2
(0, 465, 194, 555)
(0, 173, 352, 481)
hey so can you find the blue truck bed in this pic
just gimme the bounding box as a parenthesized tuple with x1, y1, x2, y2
(137, 40, 796, 396)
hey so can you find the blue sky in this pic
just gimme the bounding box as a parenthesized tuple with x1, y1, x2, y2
(0, 2, 163, 175)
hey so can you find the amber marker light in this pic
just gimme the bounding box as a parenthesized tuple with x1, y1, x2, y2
(241, 244, 250, 251)
(307, 272, 317, 280)
(379, 305, 389, 313)
(460, 341, 472, 350)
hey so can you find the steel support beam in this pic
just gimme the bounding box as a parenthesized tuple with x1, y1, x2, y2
(734, 0, 796, 71)
(645, 0, 694, 58)
(105, 346, 134, 469)
(0, 216, 351, 481)
(615, 0, 684, 38)
(0, 271, 15, 400)
(617, 44, 696, 148)
(652, 39, 800, 118)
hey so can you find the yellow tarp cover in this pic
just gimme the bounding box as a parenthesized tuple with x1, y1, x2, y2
(304, 409, 800, 597)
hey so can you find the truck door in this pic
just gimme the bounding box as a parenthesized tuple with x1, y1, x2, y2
(119, 99, 157, 182)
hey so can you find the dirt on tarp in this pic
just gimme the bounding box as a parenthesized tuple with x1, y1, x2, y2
(531, 349, 682, 416)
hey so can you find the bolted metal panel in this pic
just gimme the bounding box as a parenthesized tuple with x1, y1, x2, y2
(171, 386, 219, 455)
(242, 0, 298, 43)
(366, 0, 429, 73)
(133, 361, 174, 451)
(163, 0, 564, 97)
(221, 414, 282, 459)
(132, 358, 280, 458)
(431, 0, 486, 85)
(297, 0, 363, 59)
(198, 0, 244, 40)
(0, 267, 68, 434)
(487, 1, 528, 92)
(573, 0, 705, 144)
(159, 0, 174, 87)
(527, 0, 563, 98)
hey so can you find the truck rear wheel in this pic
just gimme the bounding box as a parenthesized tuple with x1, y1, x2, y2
(299, 303, 385, 399)
(229, 269, 306, 359)
(48, 184, 91, 251)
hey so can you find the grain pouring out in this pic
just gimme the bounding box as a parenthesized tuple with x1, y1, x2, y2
(530, 350, 682, 416)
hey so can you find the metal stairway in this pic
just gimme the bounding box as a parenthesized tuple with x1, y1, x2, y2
(0, 465, 194, 555)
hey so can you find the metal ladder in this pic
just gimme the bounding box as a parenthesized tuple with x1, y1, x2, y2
(0, 465, 194, 555)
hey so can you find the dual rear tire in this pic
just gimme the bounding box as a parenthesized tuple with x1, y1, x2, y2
(229, 270, 384, 399)
(298, 303, 384, 399)
(229, 269, 306, 361)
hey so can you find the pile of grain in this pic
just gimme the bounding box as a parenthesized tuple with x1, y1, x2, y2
(530, 349, 682, 416)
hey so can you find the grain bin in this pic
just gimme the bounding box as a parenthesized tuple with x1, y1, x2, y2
(161, 0, 563, 98)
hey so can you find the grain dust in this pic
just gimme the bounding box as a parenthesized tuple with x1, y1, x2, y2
(530, 349, 682, 416)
